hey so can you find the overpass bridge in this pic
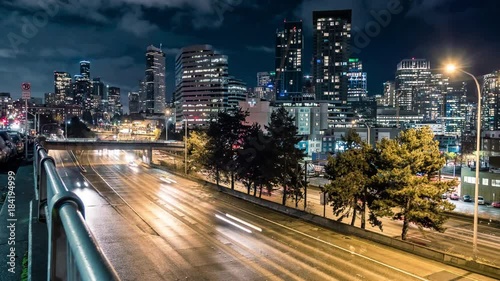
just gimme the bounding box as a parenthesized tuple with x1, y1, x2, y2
(43, 138, 185, 165)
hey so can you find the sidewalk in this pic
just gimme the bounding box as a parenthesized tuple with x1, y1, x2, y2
(0, 161, 47, 281)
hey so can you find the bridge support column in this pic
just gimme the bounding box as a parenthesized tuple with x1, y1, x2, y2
(147, 147, 153, 166)
(140, 148, 152, 166)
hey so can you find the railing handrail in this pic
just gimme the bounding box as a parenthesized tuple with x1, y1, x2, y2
(45, 138, 184, 145)
(35, 138, 121, 281)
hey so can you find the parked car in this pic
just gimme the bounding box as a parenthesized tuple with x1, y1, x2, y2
(450, 193, 460, 200)
(489, 167, 500, 173)
(6, 131, 25, 155)
(463, 195, 472, 202)
(0, 136, 11, 163)
(441, 193, 448, 199)
(477, 196, 485, 205)
(0, 131, 17, 159)
(492, 201, 500, 208)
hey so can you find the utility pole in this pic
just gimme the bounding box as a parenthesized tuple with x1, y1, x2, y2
(25, 98, 28, 159)
(304, 161, 308, 211)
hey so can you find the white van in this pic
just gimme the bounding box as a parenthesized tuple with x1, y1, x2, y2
(477, 196, 485, 205)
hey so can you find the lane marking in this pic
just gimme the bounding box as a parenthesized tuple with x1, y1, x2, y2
(235, 207, 428, 280)
(85, 151, 160, 236)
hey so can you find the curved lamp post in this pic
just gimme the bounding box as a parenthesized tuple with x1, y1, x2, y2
(446, 64, 482, 260)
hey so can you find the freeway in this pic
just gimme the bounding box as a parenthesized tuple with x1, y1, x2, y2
(153, 151, 500, 266)
(49, 149, 496, 280)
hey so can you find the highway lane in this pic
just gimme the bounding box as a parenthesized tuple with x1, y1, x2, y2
(297, 185, 500, 266)
(192, 165, 500, 266)
(50, 150, 175, 279)
(66, 149, 496, 280)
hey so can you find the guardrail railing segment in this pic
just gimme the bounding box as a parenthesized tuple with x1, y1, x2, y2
(34, 139, 120, 281)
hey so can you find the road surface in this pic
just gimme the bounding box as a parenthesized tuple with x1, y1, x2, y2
(48, 149, 497, 280)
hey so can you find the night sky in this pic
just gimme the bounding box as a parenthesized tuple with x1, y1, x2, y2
(0, 0, 498, 108)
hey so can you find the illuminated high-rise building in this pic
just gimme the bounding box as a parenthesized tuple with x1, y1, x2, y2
(128, 92, 140, 114)
(382, 81, 396, 107)
(54, 71, 72, 104)
(80, 61, 91, 80)
(313, 10, 352, 102)
(44, 92, 56, 106)
(275, 21, 303, 101)
(482, 70, 500, 131)
(72, 74, 92, 109)
(144, 45, 166, 115)
(347, 58, 367, 102)
(312, 10, 354, 127)
(443, 82, 467, 136)
(395, 59, 432, 111)
(228, 77, 247, 107)
(255, 71, 275, 100)
(108, 86, 122, 117)
(175, 45, 229, 127)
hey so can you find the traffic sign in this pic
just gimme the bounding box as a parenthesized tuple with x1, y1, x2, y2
(21, 82, 31, 100)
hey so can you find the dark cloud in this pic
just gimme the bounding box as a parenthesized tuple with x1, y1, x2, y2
(0, 0, 497, 109)
(246, 46, 274, 53)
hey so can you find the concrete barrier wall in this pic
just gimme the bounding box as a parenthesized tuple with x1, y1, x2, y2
(159, 168, 500, 279)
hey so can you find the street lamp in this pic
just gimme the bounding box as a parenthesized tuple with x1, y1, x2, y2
(446, 64, 482, 260)
(352, 120, 371, 146)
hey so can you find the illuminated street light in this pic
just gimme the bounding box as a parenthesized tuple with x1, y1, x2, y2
(446, 63, 481, 260)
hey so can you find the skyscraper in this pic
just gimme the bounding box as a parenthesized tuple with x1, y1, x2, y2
(128, 92, 140, 114)
(382, 81, 396, 107)
(108, 86, 122, 117)
(72, 74, 92, 109)
(482, 70, 500, 131)
(443, 82, 467, 136)
(54, 71, 72, 104)
(228, 77, 248, 107)
(275, 21, 303, 101)
(144, 45, 166, 115)
(255, 71, 275, 100)
(395, 59, 431, 111)
(92, 78, 105, 113)
(175, 45, 229, 127)
(313, 10, 352, 102)
(347, 58, 367, 102)
(80, 61, 91, 80)
(45, 92, 56, 106)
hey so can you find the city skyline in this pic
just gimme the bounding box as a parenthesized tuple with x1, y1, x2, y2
(0, 0, 498, 102)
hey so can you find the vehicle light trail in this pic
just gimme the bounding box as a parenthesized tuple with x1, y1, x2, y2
(226, 213, 262, 232)
(215, 214, 252, 233)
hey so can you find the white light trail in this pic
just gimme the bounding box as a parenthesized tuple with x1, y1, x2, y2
(226, 214, 262, 232)
(215, 214, 252, 233)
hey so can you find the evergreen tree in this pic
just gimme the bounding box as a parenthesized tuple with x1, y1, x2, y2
(205, 109, 248, 187)
(324, 130, 378, 229)
(372, 127, 457, 240)
(266, 106, 305, 205)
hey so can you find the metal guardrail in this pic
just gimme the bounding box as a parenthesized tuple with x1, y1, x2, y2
(48, 138, 183, 144)
(34, 140, 120, 281)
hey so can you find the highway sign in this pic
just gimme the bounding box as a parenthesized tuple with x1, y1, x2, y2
(21, 82, 31, 100)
